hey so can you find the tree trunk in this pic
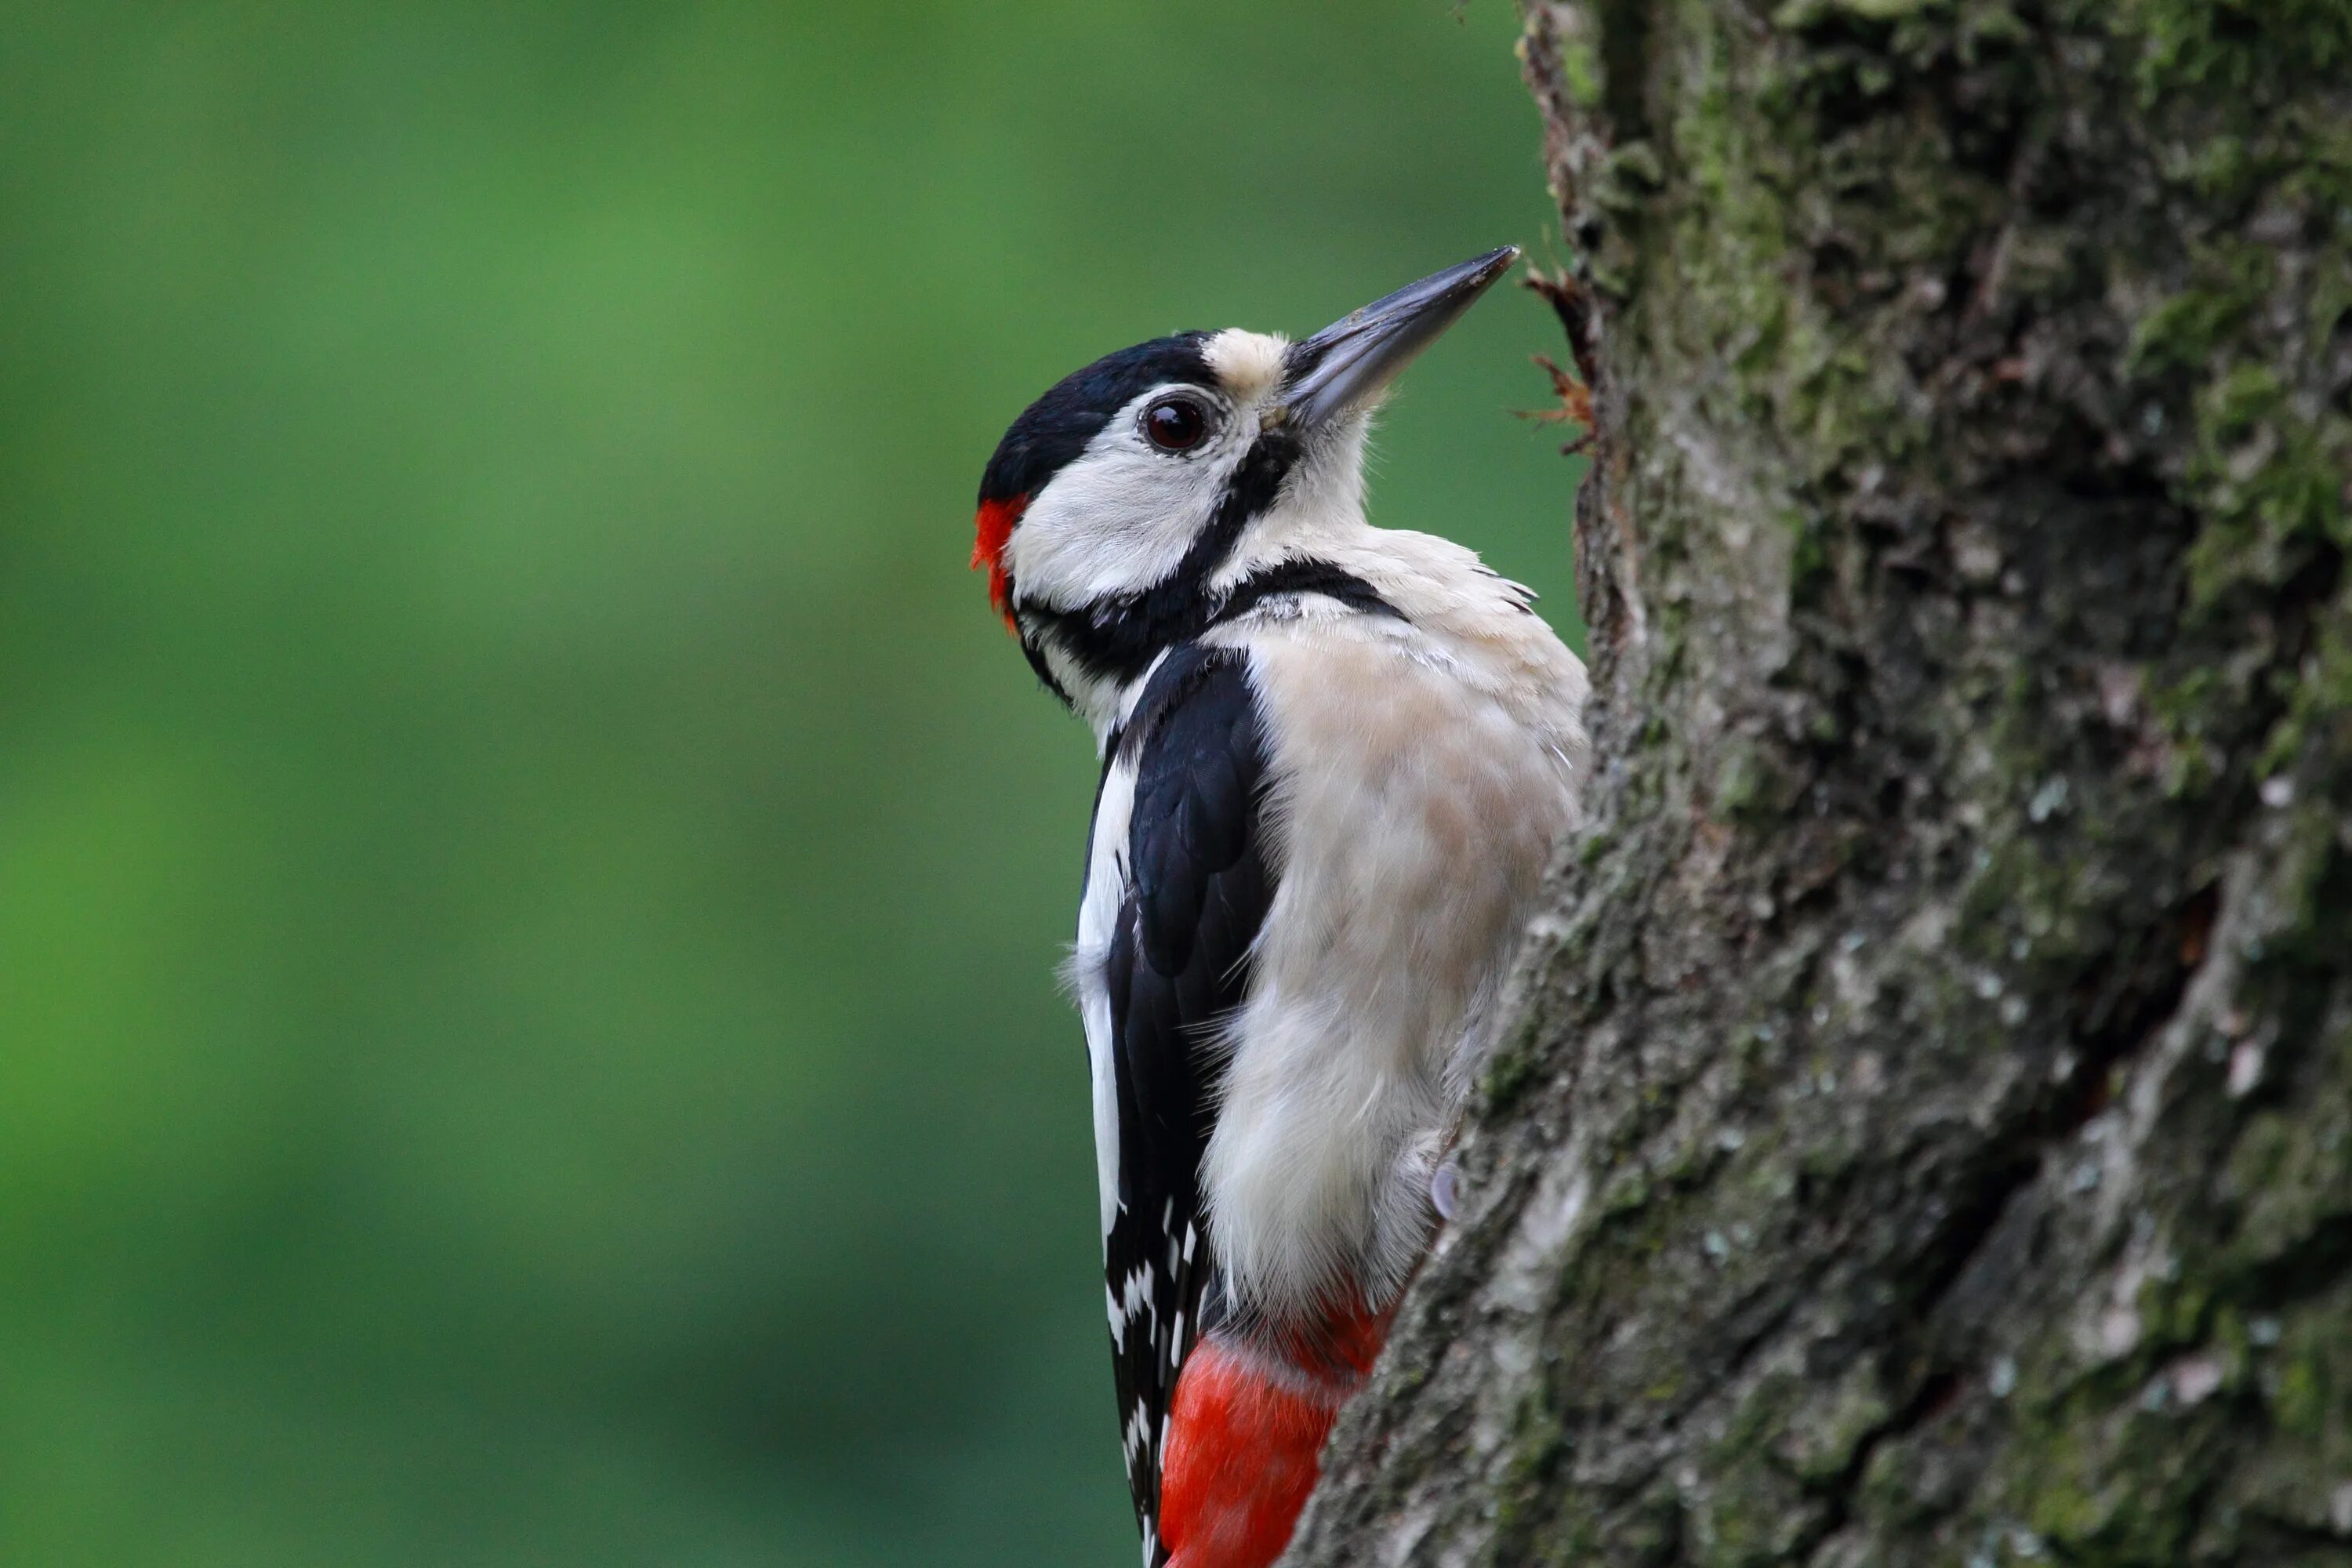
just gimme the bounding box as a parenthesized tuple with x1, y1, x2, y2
(1284, 2, 2352, 1563)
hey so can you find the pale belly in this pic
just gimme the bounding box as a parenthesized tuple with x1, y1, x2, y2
(1200, 627, 1581, 1319)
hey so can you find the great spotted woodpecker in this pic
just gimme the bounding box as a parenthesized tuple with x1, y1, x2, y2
(972, 249, 1590, 1568)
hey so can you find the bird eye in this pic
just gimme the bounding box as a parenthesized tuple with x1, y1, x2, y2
(1142, 396, 1210, 453)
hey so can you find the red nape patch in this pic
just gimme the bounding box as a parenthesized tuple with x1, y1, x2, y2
(970, 495, 1026, 632)
(1158, 1301, 1395, 1568)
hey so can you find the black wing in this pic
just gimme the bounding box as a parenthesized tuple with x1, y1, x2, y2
(1098, 641, 1276, 1561)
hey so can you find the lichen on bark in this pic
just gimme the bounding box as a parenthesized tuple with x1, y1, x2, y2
(1283, 2, 2352, 1564)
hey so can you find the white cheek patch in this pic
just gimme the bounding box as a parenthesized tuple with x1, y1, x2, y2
(1004, 387, 1250, 612)
(1203, 329, 1289, 404)
(1009, 444, 1217, 604)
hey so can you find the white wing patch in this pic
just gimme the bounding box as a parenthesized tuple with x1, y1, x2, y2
(1075, 754, 1140, 1240)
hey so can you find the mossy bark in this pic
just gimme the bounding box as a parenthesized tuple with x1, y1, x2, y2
(1283, 2, 2352, 1563)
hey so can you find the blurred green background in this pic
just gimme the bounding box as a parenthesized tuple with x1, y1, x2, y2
(0, 4, 1581, 1564)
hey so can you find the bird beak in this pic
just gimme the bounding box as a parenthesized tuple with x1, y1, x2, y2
(1279, 246, 1519, 428)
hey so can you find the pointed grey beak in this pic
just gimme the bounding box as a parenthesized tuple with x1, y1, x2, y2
(1280, 246, 1519, 427)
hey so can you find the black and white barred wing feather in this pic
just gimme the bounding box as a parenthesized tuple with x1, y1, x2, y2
(1077, 643, 1276, 1562)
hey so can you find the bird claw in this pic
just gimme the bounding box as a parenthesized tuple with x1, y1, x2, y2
(1430, 1159, 1461, 1223)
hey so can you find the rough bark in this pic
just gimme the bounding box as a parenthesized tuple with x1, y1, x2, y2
(1285, 2, 2352, 1563)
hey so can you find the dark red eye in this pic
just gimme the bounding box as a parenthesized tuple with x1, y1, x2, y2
(1143, 396, 1210, 452)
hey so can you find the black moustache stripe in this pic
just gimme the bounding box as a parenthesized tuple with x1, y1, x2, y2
(1017, 430, 1403, 689)
(1211, 558, 1405, 627)
(1018, 427, 1298, 684)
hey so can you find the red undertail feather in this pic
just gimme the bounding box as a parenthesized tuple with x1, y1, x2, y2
(1158, 1300, 1394, 1568)
(971, 495, 1026, 632)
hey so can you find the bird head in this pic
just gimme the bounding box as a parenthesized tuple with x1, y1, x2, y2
(972, 247, 1519, 720)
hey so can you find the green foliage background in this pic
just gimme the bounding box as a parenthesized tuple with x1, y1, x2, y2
(0, 4, 1579, 1563)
